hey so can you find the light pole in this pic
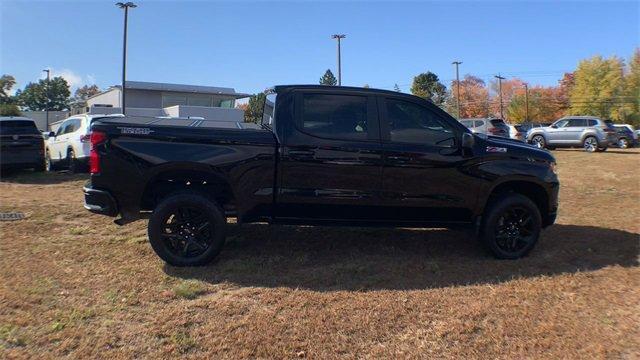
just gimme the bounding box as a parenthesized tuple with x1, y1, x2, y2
(116, 2, 137, 114)
(452, 61, 462, 118)
(523, 83, 529, 122)
(42, 69, 50, 130)
(331, 34, 346, 86)
(494, 74, 505, 119)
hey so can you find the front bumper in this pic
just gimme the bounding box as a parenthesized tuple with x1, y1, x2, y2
(83, 184, 118, 216)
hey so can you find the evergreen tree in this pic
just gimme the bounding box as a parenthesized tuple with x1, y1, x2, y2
(319, 69, 337, 86)
(410, 72, 447, 105)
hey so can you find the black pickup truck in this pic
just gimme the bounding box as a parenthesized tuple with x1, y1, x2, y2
(84, 85, 559, 266)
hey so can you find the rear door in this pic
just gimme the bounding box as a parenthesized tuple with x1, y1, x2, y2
(277, 90, 384, 221)
(378, 95, 476, 223)
(563, 118, 587, 144)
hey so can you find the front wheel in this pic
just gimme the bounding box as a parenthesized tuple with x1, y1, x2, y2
(148, 193, 226, 266)
(480, 193, 541, 259)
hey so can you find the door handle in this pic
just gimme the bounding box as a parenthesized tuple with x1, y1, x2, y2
(288, 150, 315, 157)
(388, 155, 410, 161)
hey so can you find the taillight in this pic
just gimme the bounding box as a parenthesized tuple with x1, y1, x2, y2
(80, 134, 91, 143)
(89, 131, 107, 174)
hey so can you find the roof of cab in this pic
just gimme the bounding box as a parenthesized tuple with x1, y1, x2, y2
(272, 85, 420, 98)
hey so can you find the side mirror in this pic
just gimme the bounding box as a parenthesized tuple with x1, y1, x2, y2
(461, 132, 475, 149)
(48, 131, 56, 138)
(550, 124, 558, 129)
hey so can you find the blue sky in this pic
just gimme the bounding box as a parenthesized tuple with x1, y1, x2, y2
(1, 1, 638, 95)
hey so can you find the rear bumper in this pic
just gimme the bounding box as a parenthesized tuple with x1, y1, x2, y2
(0, 149, 44, 168)
(83, 184, 118, 216)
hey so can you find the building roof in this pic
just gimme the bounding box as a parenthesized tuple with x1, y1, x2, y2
(124, 81, 250, 98)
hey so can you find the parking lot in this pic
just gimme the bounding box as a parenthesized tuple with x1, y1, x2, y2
(1, 148, 638, 358)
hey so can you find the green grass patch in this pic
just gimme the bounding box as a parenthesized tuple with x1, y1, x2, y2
(172, 280, 207, 300)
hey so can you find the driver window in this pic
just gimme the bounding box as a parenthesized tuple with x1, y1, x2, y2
(386, 98, 455, 146)
(555, 120, 569, 128)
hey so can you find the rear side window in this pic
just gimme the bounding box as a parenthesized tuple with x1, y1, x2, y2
(588, 119, 598, 126)
(301, 94, 368, 140)
(474, 120, 485, 127)
(567, 119, 587, 127)
(385, 98, 455, 146)
(490, 119, 506, 126)
(0, 121, 39, 135)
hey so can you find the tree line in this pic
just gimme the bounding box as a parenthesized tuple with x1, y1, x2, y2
(0, 75, 100, 116)
(318, 49, 640, 125)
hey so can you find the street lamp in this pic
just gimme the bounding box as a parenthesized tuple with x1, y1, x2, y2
(116, 2, 137, 115)
(494, 74, 506, 119)
(331, 34, 346, 86)
(452, 61, 462, 118)
(523, 83, 529, 122)
(42, 69, 50, 130)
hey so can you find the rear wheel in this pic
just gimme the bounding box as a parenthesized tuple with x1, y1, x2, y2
(618, 138, 629, 149)
(67, 149, 78, 173)
(148, 193, 226, 266)
(531, 135, 546, 149)
(480, 193, 541, 259)
(583, 136, 598, 152)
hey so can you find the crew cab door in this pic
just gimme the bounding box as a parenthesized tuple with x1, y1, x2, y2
(276, 90, 384, 221)
(378, 96, 476, 223)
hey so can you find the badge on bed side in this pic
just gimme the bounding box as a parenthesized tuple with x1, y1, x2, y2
(117, 127, 154, 135)
(486, 146, 507, 153)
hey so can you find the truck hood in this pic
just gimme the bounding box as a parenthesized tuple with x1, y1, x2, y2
(479, 134, 555, 162)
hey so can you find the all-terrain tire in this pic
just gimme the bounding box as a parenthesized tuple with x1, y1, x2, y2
(148, 193, 226, 266)
(480, 193, 542, 259)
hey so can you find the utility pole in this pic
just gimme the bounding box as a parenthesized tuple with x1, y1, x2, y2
(331, 34, 346, 86)
(452, 61, 462, 118)
(42, 69, 50, 130)
(494, 74, 506, 119)
(524, 83, 529, 122)
(116, 2, 137, 115)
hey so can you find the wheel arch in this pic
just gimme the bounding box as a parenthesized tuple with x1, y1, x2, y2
(483, 179, 550, 223)
(140, 164, 236, 215)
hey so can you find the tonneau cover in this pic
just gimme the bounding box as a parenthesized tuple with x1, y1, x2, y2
(93, 115, 260, 130)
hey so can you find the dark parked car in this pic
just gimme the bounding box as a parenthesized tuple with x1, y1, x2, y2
(613, 124, 637, 148)
(459, 118, 510, 138)
(84, 85, 559, 266)
(0, 117, 45, 172)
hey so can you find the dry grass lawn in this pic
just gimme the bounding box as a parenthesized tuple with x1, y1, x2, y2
(1, 148, 639, 358)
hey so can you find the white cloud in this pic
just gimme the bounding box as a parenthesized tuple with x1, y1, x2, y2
(41, 68, 96, 90)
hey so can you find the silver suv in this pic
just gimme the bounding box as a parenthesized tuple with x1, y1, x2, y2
(526, 116, 617, 152)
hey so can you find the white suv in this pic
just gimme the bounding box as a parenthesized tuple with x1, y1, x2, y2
(46, 114, 122, 172)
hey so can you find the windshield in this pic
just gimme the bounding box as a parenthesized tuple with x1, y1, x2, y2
(0, 120, 39, 135)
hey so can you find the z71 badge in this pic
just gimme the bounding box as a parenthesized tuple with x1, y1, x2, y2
(117, 127, 154, 135)
(486, 146, 507, 153)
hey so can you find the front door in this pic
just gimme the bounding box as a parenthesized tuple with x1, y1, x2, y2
(378, 96, 477, 223)
(277, 91, 384, 221)
(546, 119, 569, 144)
